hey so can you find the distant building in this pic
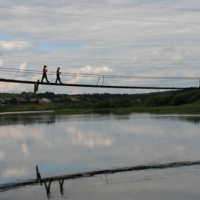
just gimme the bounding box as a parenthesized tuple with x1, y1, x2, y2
(28, 99, 39, 104)
(52, 98, 61, 103)
(84, 98, 90, 101)
(15, 97, 27, 104)
(1, 98, 11, 104)
(38, 98, 52, 104)
(0, 99, 4, 104)
(25, 92, 34, 95)
(69, 97, 79, 102)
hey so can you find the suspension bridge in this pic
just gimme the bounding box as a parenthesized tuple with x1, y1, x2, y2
(0, 78, 198, 93)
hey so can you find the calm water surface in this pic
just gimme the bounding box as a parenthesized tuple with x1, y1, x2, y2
(1, 113, 200, 199)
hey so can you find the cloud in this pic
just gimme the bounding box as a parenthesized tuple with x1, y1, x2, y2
(0, 150, 5, 160)
(80, 65, 113, 74)
(0, 59, 4, 66)
(21, 143, 30, 156)
(3, 167, 31, 178)
(171, 54, 185, 62)
(70, 129, 114, 148)
(0, 124, 114, 148)
(0, 40, 35, 54)
(67, 65, 113, 85)
(0, 1, 200, 93)
(19, 62, 27, 70)
(0, 83, 26, 93)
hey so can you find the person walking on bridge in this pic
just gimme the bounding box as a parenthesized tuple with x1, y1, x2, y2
(41, 65, 50, 83)
(55, 67, 62, 84)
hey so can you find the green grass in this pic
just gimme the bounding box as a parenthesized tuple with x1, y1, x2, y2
(55, 108, 87, 115)
(2, 101, 200, 115)
(1, 104, 59, 112)
(113, 103, 200, 114)
(56, 103, 200, 115)
(0, 93, 20, 98)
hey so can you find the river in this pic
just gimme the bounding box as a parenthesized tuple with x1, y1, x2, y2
(1, 112, 200, 199)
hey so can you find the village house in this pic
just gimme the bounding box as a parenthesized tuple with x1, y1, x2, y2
(28, 99, 39, 104)
(15, 97, 27, 104)
(84, 97, 90, 101)
(69, 97, 79, 102)
(38, 98, 52, 104)
(1, 98, 11, 104)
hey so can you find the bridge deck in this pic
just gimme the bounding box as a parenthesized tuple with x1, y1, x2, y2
(0, 78, 197, 90)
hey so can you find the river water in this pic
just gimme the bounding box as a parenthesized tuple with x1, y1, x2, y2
(1, 113, 200, 199)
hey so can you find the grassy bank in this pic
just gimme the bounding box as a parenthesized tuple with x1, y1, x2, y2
(112, 104, 200, 114)
(0, 104, 60, 112)
(1, 102, 200, 115)
(0, 104, 89, 115)
(2, 88, 200, 115)
(55, 101, 200, 114)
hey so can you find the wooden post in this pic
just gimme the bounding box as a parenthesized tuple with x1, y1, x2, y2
(102, 76, 104, 86)
(34, 80, 40, 97)
(97, 77, 100, 85)
(36, 165, 42, 185)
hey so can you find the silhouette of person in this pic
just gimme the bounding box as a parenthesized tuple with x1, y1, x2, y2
(55, 67, 62, 84)
(58, 178, 64, 195)
(41, 65, 50, 83)
(44, 180, 52, 199)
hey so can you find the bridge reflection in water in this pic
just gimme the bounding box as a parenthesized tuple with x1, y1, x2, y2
(1, 161, 200, 197)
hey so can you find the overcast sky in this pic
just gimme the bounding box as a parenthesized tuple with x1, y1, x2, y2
(0, 0, 200, 94)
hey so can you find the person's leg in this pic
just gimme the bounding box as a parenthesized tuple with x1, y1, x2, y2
(58, 76, 62, 84)
(44, 74, 49, 83)
(41, 74, 44, 82)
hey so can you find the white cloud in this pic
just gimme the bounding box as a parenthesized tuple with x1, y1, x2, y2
(0, 150, 5, 160)
(65, 126, 114, 148)
(80, 65, 113, 74)
(0, 40, 34, 53)
(0, 83, 25, 93)
(3, 167, 31, 178)
(19, 62, 27, 70)
(0, 59, 4, 66)
(172, 54, 184, 61)
(66, 65, 113, 85)
(21, 143, 30, 156)
(0, 1, 200, 93)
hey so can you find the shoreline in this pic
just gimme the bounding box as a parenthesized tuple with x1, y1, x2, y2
(0, 110, 54, 115)
(1, 102, 200, 115)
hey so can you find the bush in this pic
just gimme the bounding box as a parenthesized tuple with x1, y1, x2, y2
(0, 105, 6, 112)
(111, 98, 131, 108)
(187, 91, 200, 103)
(93, 100, 111, 109)
(28, 106, 37, 111)
(93, 108, 111, 113)
(65, 102, 83, 109)
(63, 97, 72, 103)
(9, 98, 17, 104)
(170, 90, 199, 106)
(146, 95, 173, 107)
(82, 102, 92, 109)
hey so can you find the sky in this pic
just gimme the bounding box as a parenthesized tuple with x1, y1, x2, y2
(0, 0, 200, 94)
